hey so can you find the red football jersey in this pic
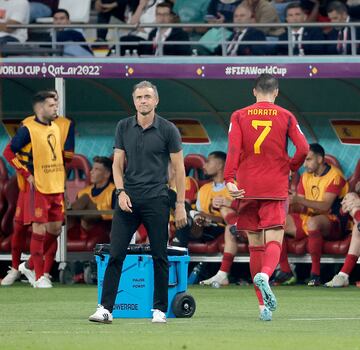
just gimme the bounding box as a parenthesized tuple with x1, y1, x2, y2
(224, 101, 309, 199)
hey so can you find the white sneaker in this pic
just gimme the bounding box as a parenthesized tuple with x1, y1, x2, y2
(89, 305, 113, 324)
(1, 267, 21, 286)
(324, 273, 349, 288)
(18, 262, 36, 286)
(34, 275, 53, 288)
(199, 271, 229, 286)
(152, 309, 167, 323)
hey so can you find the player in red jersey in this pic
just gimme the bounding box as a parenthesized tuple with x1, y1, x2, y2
(224, 74, 309, 321)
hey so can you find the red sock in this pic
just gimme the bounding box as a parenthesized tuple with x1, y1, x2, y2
(249, 245, 265, 306)
(11, 222, 28, 270)
(224, 212, 238, 225)
(44, 233, 58, 274)
(261, 241, 282, 277)
(28, 257, 34, 270)
(220, 252, 235, 273)
(279, 238, 292, 273)
(30, 233, 45, 280)
(340, 254, 358, 275)
(307, 229, 323, 276)
(28, 232, 58, 273)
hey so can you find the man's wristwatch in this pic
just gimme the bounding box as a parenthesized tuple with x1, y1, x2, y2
(115, 188, 125, 197)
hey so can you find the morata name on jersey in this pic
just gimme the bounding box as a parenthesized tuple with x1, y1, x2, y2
(247, 108, 278, 116)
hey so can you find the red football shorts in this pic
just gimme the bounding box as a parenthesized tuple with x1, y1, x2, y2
(234, 199, 288, 232)
(290, 213, 342, 240)
(15, 186, 64, 225)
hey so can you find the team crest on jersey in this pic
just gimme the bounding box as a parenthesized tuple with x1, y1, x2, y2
(35, 208, 43, 218)
(15, 206, 21, 217)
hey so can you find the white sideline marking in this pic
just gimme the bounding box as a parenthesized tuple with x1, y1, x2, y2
(289, 317, 360, 321)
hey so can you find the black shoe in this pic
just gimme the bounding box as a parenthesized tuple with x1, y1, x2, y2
(307, 274, 321, 286)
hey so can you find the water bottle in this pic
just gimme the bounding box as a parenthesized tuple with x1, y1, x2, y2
(192, 48, 198, 56)
(124, 49, 131, 57)
(132, 49, 138, 57)
(188, 262, 204, 285)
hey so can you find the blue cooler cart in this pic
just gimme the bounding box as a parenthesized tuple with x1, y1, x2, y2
(95, 244, 196, 319)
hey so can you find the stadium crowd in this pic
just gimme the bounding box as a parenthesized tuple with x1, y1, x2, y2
(0, 0, 360, 56)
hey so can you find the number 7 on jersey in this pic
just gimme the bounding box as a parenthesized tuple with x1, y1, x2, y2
(251, 120, 272, 154)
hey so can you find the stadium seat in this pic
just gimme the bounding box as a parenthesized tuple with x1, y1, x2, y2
(0, 176, 18, 238)
(185, 176, 199, 204)
(322, 235, 352, 255)
(188, 236, 221, 254)
(0, 158, 9, 226)
(0, 157, 8, 181)
(348, 159, 360, 191)
(67, 219, 111, 252)
(286, 236, 308, 255)
(325, 154, 342, 170)
(66, 154, 91, 204)
(36, 0, 91, 23)
(217, 234, 248, 254)
(0, 176, 23, 252)
(184, 154, 208, 187)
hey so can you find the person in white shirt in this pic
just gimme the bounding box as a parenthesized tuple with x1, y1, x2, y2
(0, 0, 30, 45)
(277, 2, 325, 55)
(148, 2, 191, 56)
(326, 1, 360, 55)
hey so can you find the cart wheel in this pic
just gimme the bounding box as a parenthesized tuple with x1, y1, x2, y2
(172, 292, 196, 318)
(84, 264, 96, 285)
(59, 263, 74, 285)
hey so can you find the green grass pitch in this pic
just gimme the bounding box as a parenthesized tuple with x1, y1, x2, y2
(1, 284, 360, 350)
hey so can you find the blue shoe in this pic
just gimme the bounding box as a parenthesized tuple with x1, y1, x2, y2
(259, 307, 272, 321)
(254, 273, 277, 311)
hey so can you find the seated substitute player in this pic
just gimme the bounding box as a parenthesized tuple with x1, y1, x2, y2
(3, 91, 66, 288)
(325, 182, 360, 287)
(171, 151, 236, 248)
(67, 156, 116, 241)
(275, 144, 349, 286)
(1, 89, 74, 287)
(224, 74, 309, 321)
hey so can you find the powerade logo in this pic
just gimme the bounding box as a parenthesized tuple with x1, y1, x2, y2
(113, 304, 139, 310)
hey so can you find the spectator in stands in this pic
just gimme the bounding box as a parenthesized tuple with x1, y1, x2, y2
(148, 2, 191, 55)
(206, 0, 242, 23)
(271, 0, 292, 22)
(173, 0, 211, 24)
(68, 156, 115, 235)
(119, 0, 164, 55)
(95, 0, 138, 41)
(53, 8, 93, 57)
(29, 0, 58, 23)
(0, 0, 30, 46)
(325, 182, 360, 287)
(243, 0, 284, 36)
(277, 2, 325, 55)
(326, 1, 360, 54)
(274, 144, 349, 286)
(214, 4, 267, 56)
(172, 151, 236, 248)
